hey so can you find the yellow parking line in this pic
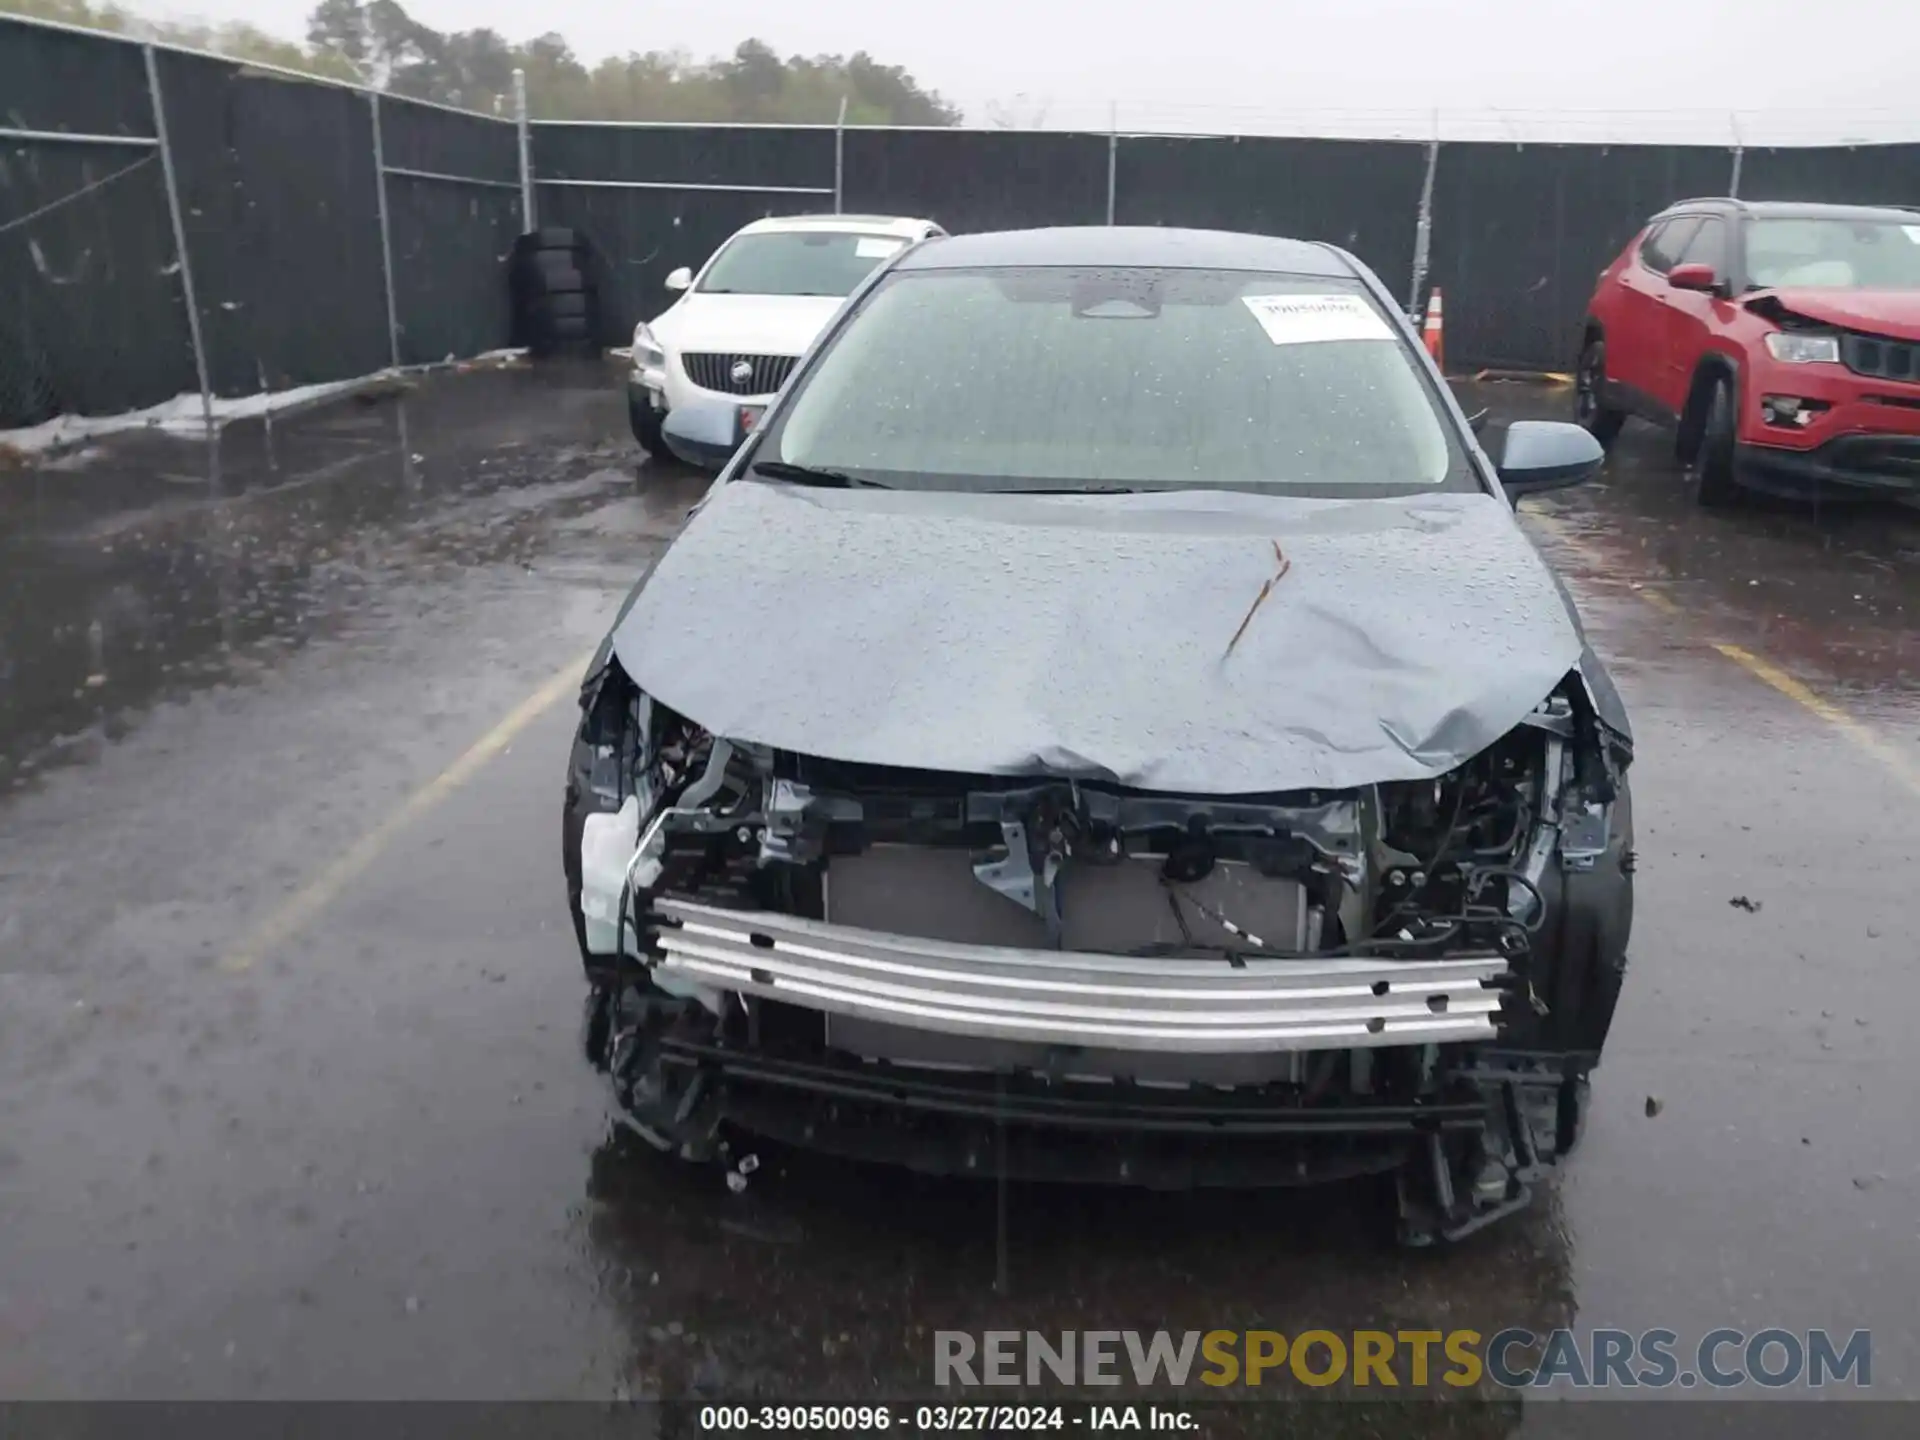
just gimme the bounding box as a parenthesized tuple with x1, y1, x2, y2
(1713, 644, 1920, 800)
(1522, 509, 1919, 797)
(1635, 587, 1681, 616)
(218, 648, 597, 974)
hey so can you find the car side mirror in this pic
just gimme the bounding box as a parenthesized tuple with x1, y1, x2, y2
(1667, 262, 1718, 293)
(1498, 420, 1605, 498)
(661, 395, 752, 470)
(664, 266, 693, 292)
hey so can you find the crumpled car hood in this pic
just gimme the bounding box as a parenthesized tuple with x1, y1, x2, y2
(613, 481, 1589, 795)
(1747, 287, 1920, 341)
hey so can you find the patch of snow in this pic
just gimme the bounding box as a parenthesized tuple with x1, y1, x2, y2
(1, 376, 372, 457)
(0, 349, 532, 460)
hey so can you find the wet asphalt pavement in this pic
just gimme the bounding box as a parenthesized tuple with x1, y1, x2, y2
(2, 362, 1917, 1424)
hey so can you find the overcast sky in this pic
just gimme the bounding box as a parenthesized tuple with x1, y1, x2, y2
(136, 0, 1920, 143)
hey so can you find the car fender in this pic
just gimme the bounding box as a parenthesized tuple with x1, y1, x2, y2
(1529, 772, 1635, 1060)
(1677, 345, 1745, 456)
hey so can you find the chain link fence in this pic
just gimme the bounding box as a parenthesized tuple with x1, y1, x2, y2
(0, 14, 530, 439)
(9, 11, 1920, 427)
(0, 22, 200, 430)
(0, 137, 187, 428)
(377, 93, 524, 366)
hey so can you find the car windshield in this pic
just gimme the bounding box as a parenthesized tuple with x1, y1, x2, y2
(697, 230, 910, 297)
(761, 266, 1467, 495)
(1746, 218, 1920, 290)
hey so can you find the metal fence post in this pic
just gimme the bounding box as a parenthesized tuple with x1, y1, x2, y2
(141, 43, 212, 434)
(369, 92, 402, 369)
(1106, 102, 1118, 226)
(514, 69, 535, 231)
(1409, 136, 1440, 316)
(1728, 114, 1745, 198)
(834, 96, 847, 214)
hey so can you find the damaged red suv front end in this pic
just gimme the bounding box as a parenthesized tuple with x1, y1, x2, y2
(1732, 287, 1920, 497)
(1578, 200, 1920, 503)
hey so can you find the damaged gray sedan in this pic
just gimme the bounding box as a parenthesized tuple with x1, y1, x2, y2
(562, 227, 1634, 1244)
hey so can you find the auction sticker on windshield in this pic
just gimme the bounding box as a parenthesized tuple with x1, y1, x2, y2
(856, 236, 906, 258)
(1242, 293, 1394, 346)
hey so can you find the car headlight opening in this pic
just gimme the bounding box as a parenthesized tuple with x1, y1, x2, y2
(1764, 332, 1841, 365)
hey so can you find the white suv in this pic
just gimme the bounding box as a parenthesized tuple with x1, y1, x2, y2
(627, 213, 945, 462)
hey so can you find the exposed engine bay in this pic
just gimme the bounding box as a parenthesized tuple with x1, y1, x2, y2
(563, 657, 1633, 1246)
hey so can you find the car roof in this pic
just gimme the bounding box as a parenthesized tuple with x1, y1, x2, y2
(1743, 201, 1920, 223)
(736, 213, 936, 239)
(895, 226, 1357, 277)
(1657, 198, 1920, 225)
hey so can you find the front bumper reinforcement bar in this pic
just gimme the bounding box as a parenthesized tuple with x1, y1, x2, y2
(651, 898, 1511, 1052)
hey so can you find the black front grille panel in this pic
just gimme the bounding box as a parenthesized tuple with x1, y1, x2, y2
(1841, 332, 1920, 383)
(1827, 434, 1920, 481)
(682, 352, 798, 396)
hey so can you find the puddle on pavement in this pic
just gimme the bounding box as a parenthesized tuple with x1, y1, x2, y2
(577, 1128, 1574, 1419)
(0, 366, 659, 793)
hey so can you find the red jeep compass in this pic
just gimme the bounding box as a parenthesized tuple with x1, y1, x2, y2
(1577, 199, 1920, 505)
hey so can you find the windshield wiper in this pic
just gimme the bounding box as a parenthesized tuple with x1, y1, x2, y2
(750, 460, 886, 489)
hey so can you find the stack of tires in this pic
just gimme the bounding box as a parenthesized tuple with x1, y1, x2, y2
(511, 227, 598, 358)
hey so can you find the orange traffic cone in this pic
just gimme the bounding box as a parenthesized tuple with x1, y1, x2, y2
(1421, 288, 1445, 371)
